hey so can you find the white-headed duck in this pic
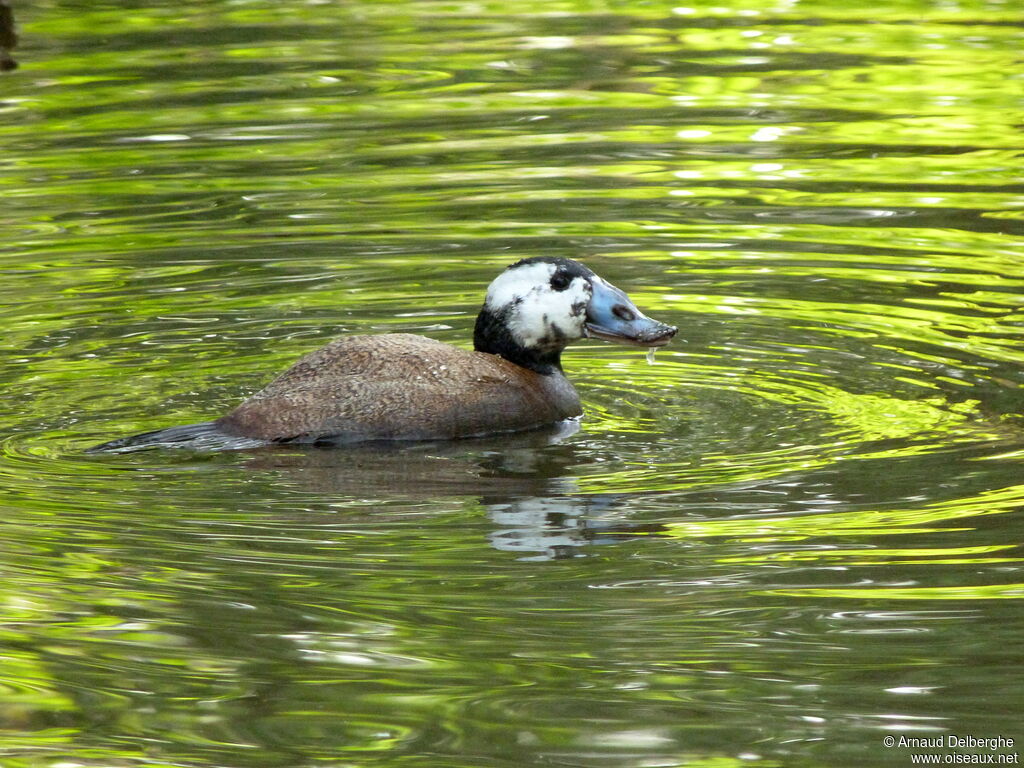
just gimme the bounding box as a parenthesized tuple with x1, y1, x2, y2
(89, 257, 676, 451)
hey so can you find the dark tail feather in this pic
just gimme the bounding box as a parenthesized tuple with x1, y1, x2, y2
(85, 421, 259, 453)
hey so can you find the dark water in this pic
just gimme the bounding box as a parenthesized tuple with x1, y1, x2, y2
(2, 1, 1024, 766)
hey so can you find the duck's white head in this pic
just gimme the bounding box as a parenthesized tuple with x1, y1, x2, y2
(474, 257, 676, 373)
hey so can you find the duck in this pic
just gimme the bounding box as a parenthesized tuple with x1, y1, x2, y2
(88, 257, 676, 452)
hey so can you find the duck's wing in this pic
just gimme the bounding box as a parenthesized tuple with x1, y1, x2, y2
(216, 334, 580, 442)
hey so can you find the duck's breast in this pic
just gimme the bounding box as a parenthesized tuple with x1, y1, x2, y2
(216, 333, 581, 442)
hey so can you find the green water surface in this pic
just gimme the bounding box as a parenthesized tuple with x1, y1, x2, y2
(2, 1, 1024, 766)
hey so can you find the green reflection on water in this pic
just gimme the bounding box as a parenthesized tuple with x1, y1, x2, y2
(664, 483, 1024, 542)
(763, 584, 1024, 600)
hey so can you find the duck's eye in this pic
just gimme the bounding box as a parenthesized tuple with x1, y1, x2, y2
(550, 271, 572, 291)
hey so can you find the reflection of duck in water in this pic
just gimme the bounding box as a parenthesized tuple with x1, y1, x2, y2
(228, 429, 673, 561)
(89, 257, 675, 452)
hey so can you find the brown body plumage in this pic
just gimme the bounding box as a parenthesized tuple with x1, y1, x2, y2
(217, 334, 581, 442)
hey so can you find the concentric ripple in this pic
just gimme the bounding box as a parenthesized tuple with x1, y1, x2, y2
(567, 248, 1022, 491)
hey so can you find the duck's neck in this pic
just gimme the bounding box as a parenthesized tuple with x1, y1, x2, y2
(473, 306, 564, 375)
